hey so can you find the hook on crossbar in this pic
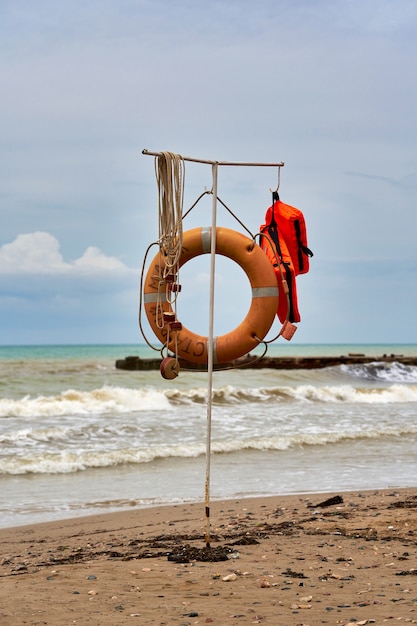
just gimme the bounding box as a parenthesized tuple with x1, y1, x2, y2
(269, 165, 282, 196)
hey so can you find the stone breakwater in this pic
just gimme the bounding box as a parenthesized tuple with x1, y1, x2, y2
(115, 353, 417, 371)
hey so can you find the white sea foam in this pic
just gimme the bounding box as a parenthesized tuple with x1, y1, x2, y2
(0, 444, 207, 474)
(289, 383, 417, 403)
(2, 424, 417, 475)
(1, 381, 417, 419)
(169, 383, 417, 404)
(0, 385, 171, 418)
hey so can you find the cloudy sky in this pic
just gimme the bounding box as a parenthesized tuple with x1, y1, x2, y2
(1, 0, 416, 346)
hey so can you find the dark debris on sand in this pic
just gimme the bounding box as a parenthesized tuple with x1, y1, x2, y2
(167, 544, 231, 563)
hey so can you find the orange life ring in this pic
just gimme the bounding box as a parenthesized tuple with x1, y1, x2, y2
(143, 226, 279, 365)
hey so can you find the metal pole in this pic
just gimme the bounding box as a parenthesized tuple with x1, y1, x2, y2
(142, 148, 284, 168)
(204, 162, 218, 548)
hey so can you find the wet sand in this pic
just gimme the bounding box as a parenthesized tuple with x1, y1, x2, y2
(1, 488, 416, 625)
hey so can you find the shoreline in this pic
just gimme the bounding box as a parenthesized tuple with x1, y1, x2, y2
(1, 488, 416, 624)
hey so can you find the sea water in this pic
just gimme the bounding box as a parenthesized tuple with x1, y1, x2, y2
(1, 343, 416, 528)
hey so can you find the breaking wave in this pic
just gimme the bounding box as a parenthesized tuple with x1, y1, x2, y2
(341, 361, 417, 383)
(0, 386, 171, 418)
(1, 381, 417, 419)
(1, 424, 417, 475)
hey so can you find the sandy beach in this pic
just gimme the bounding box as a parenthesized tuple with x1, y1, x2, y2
(1, 489, 416, 625)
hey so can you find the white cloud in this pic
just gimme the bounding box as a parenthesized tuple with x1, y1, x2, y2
(0, 232, 131, 276)
(73, 246, 128, 273)
(0, 232, 69, 273)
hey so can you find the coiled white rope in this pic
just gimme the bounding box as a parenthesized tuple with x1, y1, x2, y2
(153, 152, 185, 339)
(155, 151, 185, 272)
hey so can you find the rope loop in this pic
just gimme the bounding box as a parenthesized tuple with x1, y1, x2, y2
(154, 152, 185, 273)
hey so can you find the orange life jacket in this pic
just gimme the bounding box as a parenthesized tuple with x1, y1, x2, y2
(260, 196, 313, 324)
